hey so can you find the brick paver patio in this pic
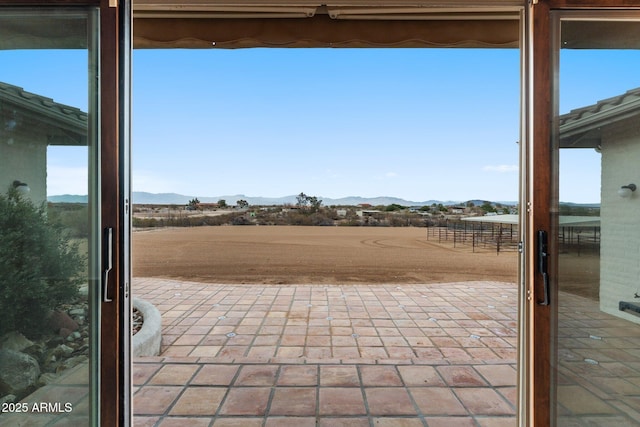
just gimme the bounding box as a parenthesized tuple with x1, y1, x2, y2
(131, 278, 640, 426)
(132, 279, 519, 426)
(4, 279, 640, 426)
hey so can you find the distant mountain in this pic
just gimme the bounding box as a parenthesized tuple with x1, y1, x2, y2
(130, 192, 517, 207)
(47, 194, 88, 203)
(322, 196, 435, 207)
(47, 192, 521, 207)
(132, 192, 296, 205)
(131, 192, 194, 204)
(129, 192, 447, 206)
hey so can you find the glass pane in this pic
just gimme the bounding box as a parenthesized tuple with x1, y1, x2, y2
(555, 17, 640, 426)
(0, 9, 99, 426)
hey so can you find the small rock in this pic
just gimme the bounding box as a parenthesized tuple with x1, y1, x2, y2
(38, 373, 59, 386)
(53, 345, 74, 358)
(65, 331, 82, 343)
(42, 353, 61, 374)
(0, 349, 40, 399)
(68, 308, 85, 317)
(78, 285, 89, 297)
(73, 344, 89, 355)
(22, 343, 46, 362)
(57, 355, 88, 373)
(0, 394, 16, 405)
(0, 332, 34, 352)
(49, 311, 79, 334)
(59, 328, 73, 339)
(46, 336, 64, 348)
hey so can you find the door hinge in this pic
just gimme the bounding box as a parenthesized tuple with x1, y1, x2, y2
(109, 0, 118, 7)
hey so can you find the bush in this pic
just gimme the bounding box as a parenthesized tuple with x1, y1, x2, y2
(0, 190, 84, 338)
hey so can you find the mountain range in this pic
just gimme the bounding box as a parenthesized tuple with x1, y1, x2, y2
(48, 191, 518, 207)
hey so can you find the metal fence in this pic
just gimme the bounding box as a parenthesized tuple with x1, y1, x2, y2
(426, 219, 519, 254)
(426, 219, 600, 256)
(558, 225, 600, 255)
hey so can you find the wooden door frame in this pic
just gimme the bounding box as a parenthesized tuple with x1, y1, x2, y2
(529, 1, 640, 426)
(528, 2, 552, 426)
(99, 0, 125, 425)
(0, 0, 125, 425)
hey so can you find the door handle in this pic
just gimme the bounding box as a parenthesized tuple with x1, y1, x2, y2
(103, 227, 114, 303)
(537, 230, 550, 306)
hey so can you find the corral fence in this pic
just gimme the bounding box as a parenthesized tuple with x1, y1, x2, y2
(426, 219, 519, 254)
(558, 225, 600, 256)
(426, 218, 600, 256)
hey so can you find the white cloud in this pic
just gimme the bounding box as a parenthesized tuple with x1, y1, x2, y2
(482, 165, 518, 173)
(385, 172, 398, 178)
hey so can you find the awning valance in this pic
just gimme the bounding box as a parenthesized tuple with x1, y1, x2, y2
(133, 2, 522, 49)
(133, 14, 520, 48)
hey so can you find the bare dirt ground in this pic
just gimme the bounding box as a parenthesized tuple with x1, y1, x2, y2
(133, 226, 519, 285)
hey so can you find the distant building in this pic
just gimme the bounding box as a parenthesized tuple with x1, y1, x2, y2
(356, 209, 382, 218)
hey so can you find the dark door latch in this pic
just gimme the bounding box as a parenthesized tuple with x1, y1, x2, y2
(103, 227, 114, 303)
(537, 230, 550, 306)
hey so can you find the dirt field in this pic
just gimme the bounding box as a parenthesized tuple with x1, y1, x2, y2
(133, 226, 519, 285)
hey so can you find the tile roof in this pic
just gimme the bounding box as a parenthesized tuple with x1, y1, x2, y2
(0, 81, 87, 145)
(559, 87, 640, 148)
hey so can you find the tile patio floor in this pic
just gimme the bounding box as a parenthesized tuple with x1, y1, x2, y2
(131, 279, 640, 426)
(4, 279, 640, 426)
(132, 279, 519, 426)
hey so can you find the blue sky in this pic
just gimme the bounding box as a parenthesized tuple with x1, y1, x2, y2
(2, 47, 639, 203)
(132, 48, 520, 202)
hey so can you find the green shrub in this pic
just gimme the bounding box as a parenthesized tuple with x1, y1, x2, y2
(0, 190, 84, 338)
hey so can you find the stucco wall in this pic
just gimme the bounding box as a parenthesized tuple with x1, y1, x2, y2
(600, 117, 640, 323)
(0, 137, 47, 205)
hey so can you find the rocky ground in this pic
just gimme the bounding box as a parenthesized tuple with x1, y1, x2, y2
(132, 307, 143, 335)
(0, 297, 143, 405)
(0, 296, 89, 404)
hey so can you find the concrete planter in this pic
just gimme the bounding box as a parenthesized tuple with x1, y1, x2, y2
(132, 298, 161, 357)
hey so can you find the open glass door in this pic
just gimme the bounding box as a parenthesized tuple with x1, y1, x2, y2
(0, 8, 101, 425)
(0, 2, 130, 425)
(552, 12, 640, 426)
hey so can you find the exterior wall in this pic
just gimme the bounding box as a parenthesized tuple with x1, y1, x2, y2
(0, 136, 47, 205)
(600, 117, 640, 324)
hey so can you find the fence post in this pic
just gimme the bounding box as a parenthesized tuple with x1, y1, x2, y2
(453, 222, 457, 247)
(472, 223, 476, 252)
(445, 219, 449, 241)
(578, 234, 581, 257)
